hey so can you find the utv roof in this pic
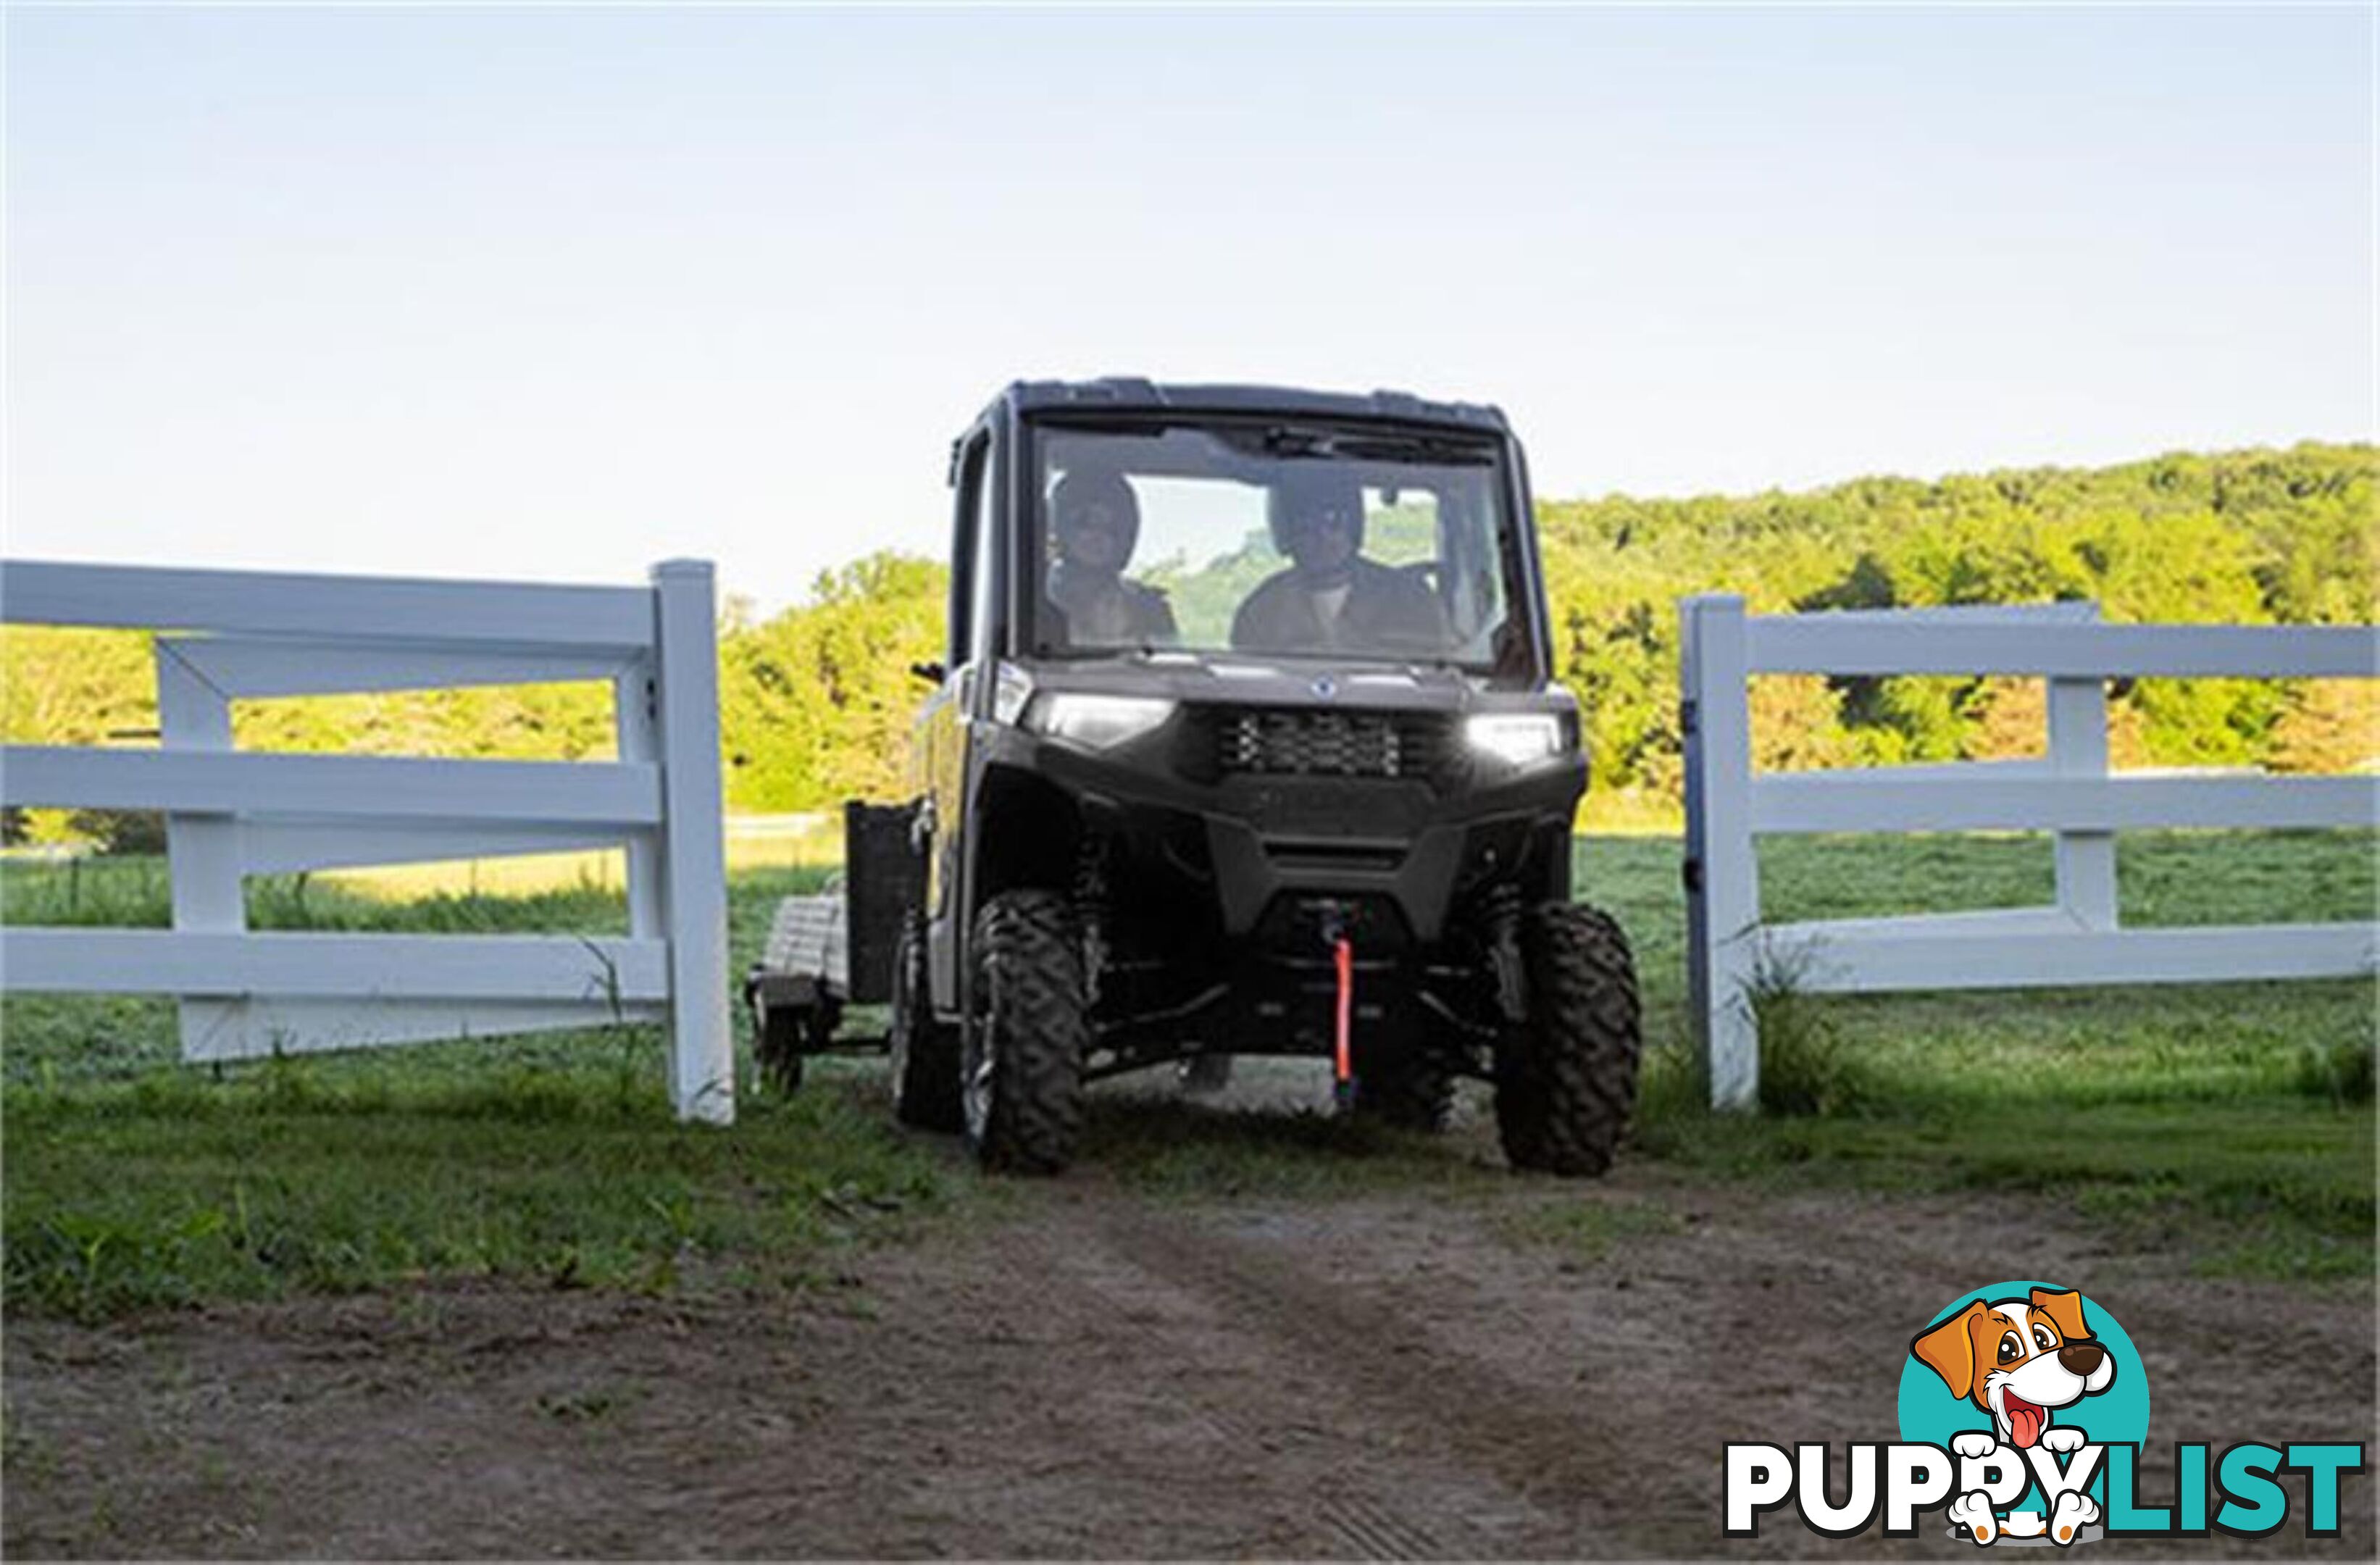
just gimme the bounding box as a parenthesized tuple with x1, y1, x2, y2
(998, 378, 1509, 433)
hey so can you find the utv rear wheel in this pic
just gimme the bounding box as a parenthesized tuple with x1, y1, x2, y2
(889, 918, 963, 1132)
(1495, 901, 1642, 1176)
(963, 890, 1087, 1174)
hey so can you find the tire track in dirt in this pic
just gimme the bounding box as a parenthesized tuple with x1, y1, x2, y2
(1080, 1199, 1709, 1556)
(1013, 1228, 1456, 1561)
(1315, 1492, 1447, 1561)
(934, 1185, 1561, 1558)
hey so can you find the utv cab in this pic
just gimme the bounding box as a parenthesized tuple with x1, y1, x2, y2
(749, 379, 1641, 1175)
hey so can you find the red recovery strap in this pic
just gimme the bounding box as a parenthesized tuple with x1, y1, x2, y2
(1332, 935, 1354, 1086)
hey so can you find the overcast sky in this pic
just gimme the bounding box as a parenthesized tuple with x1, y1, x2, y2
(6, 2, 2372, 609)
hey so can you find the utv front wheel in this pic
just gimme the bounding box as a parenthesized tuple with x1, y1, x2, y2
(1495, 901, 1642, 1176)
(889, 917, 963, 1132)
(963, 890, 1087, 1174)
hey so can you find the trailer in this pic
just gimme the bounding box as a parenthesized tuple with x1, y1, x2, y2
(743, 801, 923, 1091)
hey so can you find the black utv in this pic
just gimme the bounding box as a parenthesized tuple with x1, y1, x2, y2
(756, 379, 1642, 1176)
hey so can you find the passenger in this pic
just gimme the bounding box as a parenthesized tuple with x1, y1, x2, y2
(1229, 468, 1445, 655)
(1046, 468, 1178, 650)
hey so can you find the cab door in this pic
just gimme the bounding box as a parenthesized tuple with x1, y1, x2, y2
(922, 425, 1000, 1011)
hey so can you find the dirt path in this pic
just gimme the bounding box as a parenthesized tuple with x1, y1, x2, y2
(6, 1101, 2373, 1558)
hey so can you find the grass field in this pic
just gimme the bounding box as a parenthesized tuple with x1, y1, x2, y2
(2, 830, 2371, 1318)
(1600, 830, 2377, 1282)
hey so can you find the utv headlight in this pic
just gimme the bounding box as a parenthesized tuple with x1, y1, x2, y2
(1028, 693, 1177, 749)
(1464, 713, 1566, 769)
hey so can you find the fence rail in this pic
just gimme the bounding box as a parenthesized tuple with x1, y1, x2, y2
(1680, 594, 2379, 1111)
(0, 557, 733, 1122)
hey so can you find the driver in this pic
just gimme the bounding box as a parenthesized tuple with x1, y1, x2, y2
(1046, 468, 1177, 649)
(1229, 467, 1445, 655)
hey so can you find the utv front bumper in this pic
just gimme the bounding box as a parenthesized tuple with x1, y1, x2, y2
(972, 718, 1583, 947)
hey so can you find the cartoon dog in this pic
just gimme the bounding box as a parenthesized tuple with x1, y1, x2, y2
(1913, 1288, 2117, 1546)
(1913, 1287, 2116, 1451)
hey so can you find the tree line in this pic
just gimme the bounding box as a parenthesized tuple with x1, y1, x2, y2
(4, 441, 2371, 846)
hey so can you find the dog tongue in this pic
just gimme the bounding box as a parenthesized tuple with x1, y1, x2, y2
(2008, 1397, 2045, 1448)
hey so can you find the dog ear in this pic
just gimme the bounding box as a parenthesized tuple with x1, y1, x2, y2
(2029, 1288, 2092, 1344)
(1911, 1301, 1987, 1401)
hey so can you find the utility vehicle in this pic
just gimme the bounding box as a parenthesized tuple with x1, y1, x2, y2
(748, 379, 1641, 1174)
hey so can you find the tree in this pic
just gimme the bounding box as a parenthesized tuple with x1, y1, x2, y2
(719, 553, 949, 811)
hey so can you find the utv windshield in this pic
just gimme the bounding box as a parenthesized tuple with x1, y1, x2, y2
(1027, 419, 1530, 674)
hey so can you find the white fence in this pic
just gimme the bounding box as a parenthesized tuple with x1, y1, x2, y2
(0, 559, 734, 1124)
(1680, 594, 2379, 1111)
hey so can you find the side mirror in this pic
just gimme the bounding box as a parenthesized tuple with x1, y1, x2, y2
(909, 659, 947, 687)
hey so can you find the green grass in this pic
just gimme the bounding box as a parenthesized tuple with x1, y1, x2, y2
(2, 1074, 943, 1319)
(1, 859, 932, 1319)
(1, 831, 2372, 1316)
(1577, 828, 2377, 1282)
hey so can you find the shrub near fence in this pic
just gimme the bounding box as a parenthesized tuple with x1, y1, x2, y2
(1680, 594, 2379, 1111)
(0, 559, 735, 1123)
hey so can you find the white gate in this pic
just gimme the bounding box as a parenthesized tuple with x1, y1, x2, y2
(0, 558, 734, 1124)
(1679, 593, 2379, 1111)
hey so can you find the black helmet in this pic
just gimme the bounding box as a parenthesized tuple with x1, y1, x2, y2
(1051, 468, 1141, 564)
(1269, 464, 1366, 561)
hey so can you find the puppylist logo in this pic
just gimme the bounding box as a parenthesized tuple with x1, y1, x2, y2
(1726, 1281, 2367, 1547)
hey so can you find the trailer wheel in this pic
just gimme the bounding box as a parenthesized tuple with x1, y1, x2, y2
(889, 918, 962, 1132)
(753, 998, 806, 1095)
(1495, 901, 1642, 1176)
(962, 889, 1087, 1174)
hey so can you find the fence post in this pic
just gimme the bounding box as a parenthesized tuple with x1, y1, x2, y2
(1682, 594, 1761, 1110)
(156, 642, 245, 1060)
(614, 661, 664, 941)
(651, 560, 733, 1124)
(2047, 605, 2117, 931)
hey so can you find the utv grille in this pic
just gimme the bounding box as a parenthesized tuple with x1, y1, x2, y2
(1205, 707, 1450, 781)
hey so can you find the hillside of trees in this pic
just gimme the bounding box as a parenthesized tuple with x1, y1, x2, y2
(4, 441, 2371, 844)
(1538, 440, 2376, 809)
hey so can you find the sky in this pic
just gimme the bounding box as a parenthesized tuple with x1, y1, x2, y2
(5, 2, 2373, 611)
